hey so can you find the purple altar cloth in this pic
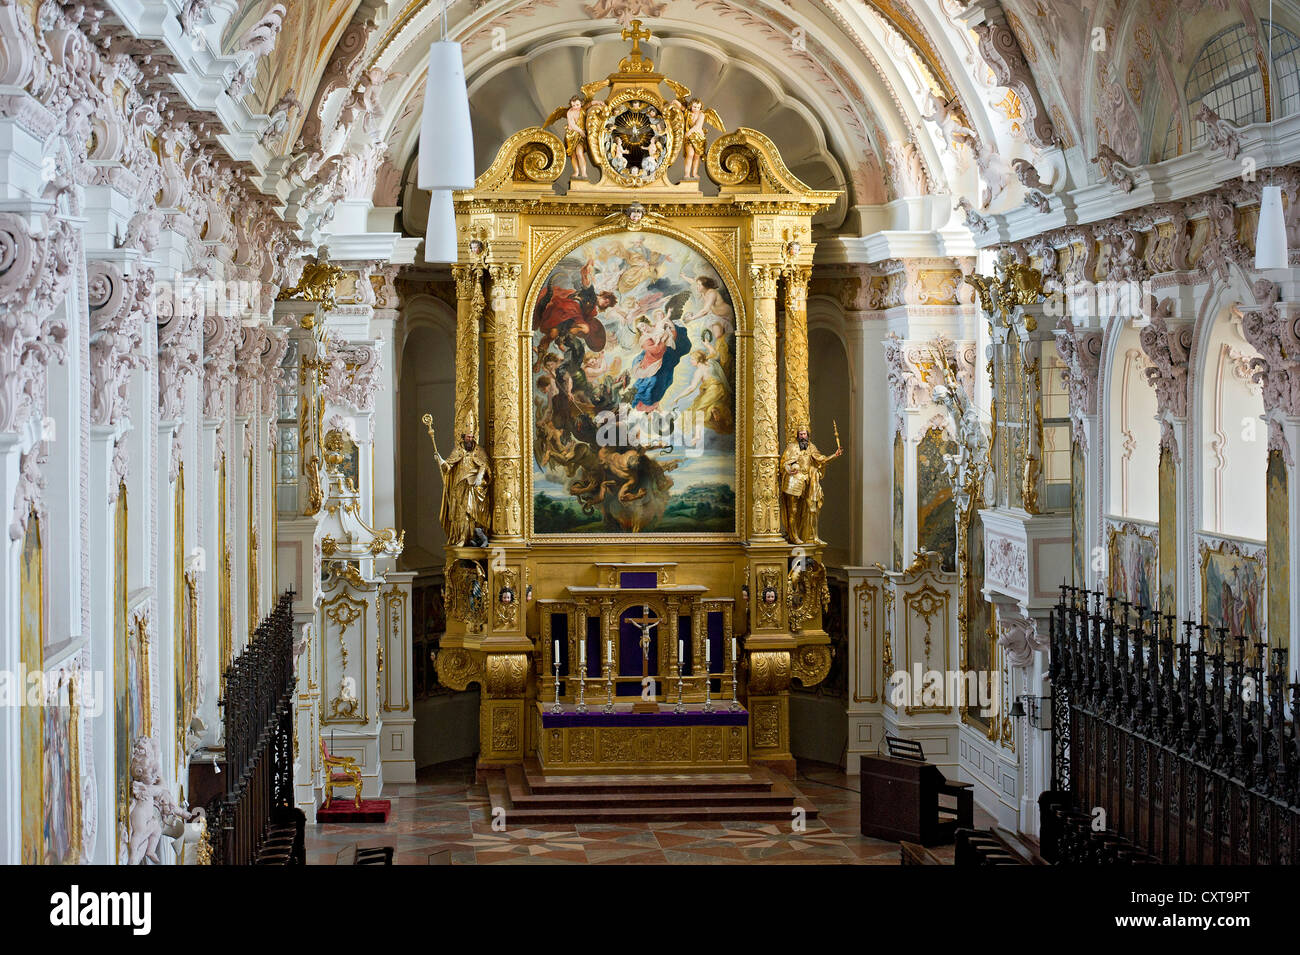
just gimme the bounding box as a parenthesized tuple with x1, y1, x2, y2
(539, 704, 748, 728)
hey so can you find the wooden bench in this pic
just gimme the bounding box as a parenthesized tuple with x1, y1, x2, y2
(899, 841, 943, 864)
(335, 844, 395, 865)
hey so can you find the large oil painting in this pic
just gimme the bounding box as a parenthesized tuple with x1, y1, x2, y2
(1108, 523, 1158, 611)
(1201, 541, 1264, 640)
(892, 431, 904, 570)
(1267, 450, 1288, 652)
(43, 675, 80, 865)
(1158, 445, 1177, 617)
(964, 507, 995, 733)
(916, 426, 957, 571)
(1071, 440, 1086, 587)
(20, 514, 43, 864)
(531, 231, 737, 535)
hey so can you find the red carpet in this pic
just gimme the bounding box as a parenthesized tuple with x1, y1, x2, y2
(317, 799, 391, 823)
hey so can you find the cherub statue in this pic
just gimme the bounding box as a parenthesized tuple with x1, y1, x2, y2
(127, 737, 203, 865)
(1194, 102, 1241, 161)
(678, 97, 724, 181)
(545, 94, 591, 180)
(921, 90, 978, 152)
(610, 134, 628, 169)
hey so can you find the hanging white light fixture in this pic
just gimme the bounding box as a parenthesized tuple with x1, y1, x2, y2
(1256, 184, 1289, 270)
(424, 189, 457, 263)
(418, 3, 474, 190)
(1255, 2, 1290, 270)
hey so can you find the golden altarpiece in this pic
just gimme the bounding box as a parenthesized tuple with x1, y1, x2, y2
(432, 25, 839, 774)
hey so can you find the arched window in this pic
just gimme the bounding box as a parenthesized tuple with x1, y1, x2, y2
(1268, 20, 1300, 117)
(1162, 20, 1300, 159)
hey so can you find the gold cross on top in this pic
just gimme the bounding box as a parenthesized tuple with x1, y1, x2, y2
(621, 19, 652, 55)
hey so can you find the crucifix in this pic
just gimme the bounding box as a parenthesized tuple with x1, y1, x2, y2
(627, 604, 660, 712)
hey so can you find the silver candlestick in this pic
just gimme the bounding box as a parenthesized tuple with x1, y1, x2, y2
(702, 663, 715, 714)
(729, 655, 741, 711)
(551, 657, 562, 714)
(674, 664, 686, 714)
(602, 659, 615, 714)
(576, 666, 588, 714)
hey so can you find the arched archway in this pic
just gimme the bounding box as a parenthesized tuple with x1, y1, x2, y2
(1103, 322, 1161, 524)
(1196, 305, 1267, 540)
(397, 291, 482, 769)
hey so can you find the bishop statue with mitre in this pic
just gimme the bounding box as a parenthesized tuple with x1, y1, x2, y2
(779, 423, 841, 545)
(428, 410, 492, 547)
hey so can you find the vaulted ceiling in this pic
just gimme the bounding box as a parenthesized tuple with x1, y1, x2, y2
(235, 0, 1300, 239)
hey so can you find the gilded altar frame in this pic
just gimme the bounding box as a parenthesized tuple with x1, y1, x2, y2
(433, 32, 840, 773)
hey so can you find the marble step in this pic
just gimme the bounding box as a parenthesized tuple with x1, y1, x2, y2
(483, 764, 819, 823)
(520, 758, 769, 794)
(508, 767, 795, 808)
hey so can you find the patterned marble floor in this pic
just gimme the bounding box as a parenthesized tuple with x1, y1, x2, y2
(305, 759, 996, 865)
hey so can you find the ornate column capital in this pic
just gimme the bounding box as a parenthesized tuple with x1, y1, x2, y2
(781, 264, 810, 305)
(201, 308, 239, 421)
(1053, 319, 1103, 450)
(1137, 310, 1192, 451)
(1237, 283, 1300, 416)
(157, 279, 202, 422)
(321, 338, 382, 414)
(87, 262, 151, 429)
(749, 263, 780, 300)
(0, 211, 76, 434)
(488, 262, 522, 300)
(452, 264, 482, 300)
(881, 332, 936, 423)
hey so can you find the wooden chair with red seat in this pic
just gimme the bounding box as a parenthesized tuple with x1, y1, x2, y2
(320, 738, 363, 809)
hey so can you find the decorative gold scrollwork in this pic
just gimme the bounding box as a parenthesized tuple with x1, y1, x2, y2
(747, 650, 791, 695)
(709, 138, 758, 186)
(485, 653, 529, 698)
(790, 644, 832, 688)
(434, 647, 484, 691)
(476, 128, 567, 191)
(755, 567, 783, 628)
(446, 559, 487, 632)
(786, 558, 829, 631)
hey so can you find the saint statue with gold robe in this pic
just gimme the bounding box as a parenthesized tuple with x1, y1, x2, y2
(434, 412, 492, 547)
(779, 425, 841, 545)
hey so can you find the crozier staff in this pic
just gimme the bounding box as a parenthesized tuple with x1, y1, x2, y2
(423, 411, 492, 546)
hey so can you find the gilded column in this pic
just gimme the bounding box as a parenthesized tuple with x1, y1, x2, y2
(451, 265, 483, 439)
(489, 263, 523, 539)
(782, 265, 811, 438)
(749, 263, 782, 540)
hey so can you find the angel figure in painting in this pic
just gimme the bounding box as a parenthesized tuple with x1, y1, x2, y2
(779, 425, 842, 545)
(680, 97, 724, 181)
(672, 348, 735, 442)
(546, 95, 591, 181)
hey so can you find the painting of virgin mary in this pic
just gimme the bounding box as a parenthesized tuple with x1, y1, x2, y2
(531, 232, 737, 535)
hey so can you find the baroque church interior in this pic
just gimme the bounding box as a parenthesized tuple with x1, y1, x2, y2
(3, 0, 1300, 886)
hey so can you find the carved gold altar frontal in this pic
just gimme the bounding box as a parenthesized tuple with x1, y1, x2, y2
(434, 24, 839, 774)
